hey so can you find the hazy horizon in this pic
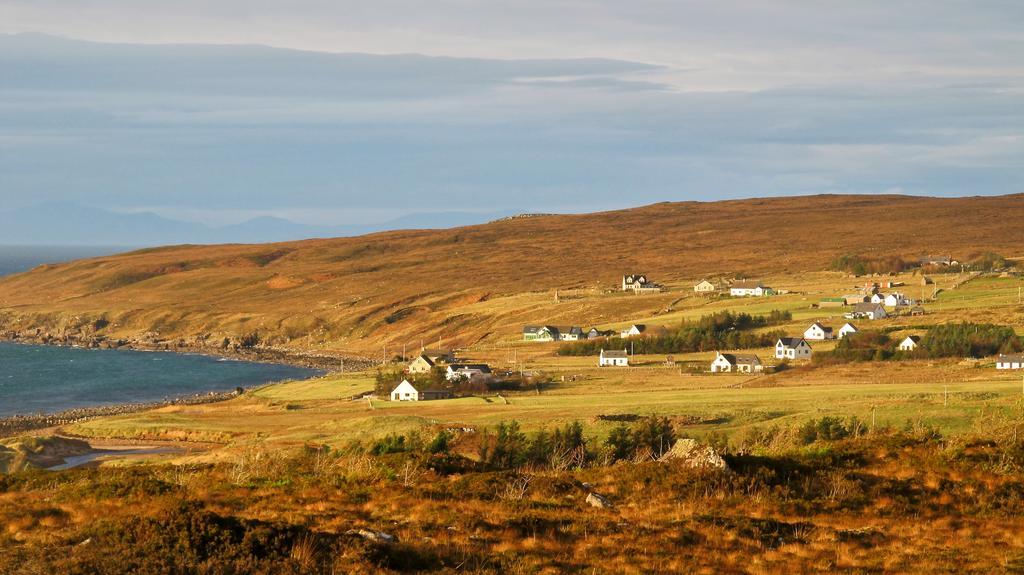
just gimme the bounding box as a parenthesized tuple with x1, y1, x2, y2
(2, 2, 1022, 241)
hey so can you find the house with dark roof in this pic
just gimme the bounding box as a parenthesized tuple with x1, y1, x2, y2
(775, 337, 812, 360)
(850, 302, 887, 320)
(622, 274, 663, 293)
(710, 352, 763, 373)
(898, 335, 921, 351)
(997, 354, 1024, 370)
(803, 322, 834, 341)
(406, 355, 436, 374)
(730, 280, 773, 297)
(599, 349, 629, 367)
(390, 380, 452, 401)
(445, 364, 493, 381)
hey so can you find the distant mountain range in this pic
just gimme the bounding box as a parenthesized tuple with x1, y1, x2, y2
(0, 204, 519, 246)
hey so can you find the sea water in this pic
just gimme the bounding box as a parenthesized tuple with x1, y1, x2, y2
(0, 342, 320, 417)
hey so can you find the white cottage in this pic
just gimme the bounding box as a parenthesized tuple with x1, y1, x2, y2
(775, 337, 812, 360)
(620, 324, 647, 338)
(694, 280, 717, 293)
(996, 354, 1024, 370)
(898, 335, 921, 351)
(390, 380, 452, 401)
(838, 323, 859, 338)
(803, 322, 834, 341)
(599, 349, 629, 367)
(710, 352, 763, 373)
(730, 280, 770, 297)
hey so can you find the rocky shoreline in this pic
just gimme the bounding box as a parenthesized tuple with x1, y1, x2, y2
(0, 389, 247, 438)
(0, 328, 375, 372)
(0, 328, 379, 438)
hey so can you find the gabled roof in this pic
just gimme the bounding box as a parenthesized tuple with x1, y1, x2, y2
(600, 349, 629, 359)
(854, 302, 885, 313)
(411, 355, 435, 367)
(448, 363, 491, 373)
(840, 322, 858, 331)
(777, 337, 808, 348)
(901, 335, 921, 344)
(999, 354, 1024, 362)
(732, 280, 764, 289)
(807, 322, 833, 333)
(523, 325, 555, 334)
(717, 353, 761, 365)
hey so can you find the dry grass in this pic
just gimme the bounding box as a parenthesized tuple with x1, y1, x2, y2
(2, 194, 1024, 355)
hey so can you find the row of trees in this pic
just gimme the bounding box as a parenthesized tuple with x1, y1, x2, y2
(368, 417, 681, 471)
(816, 322, 1022, 364)
(830, 251, 1012, 275)
(558, 310, 791, 356)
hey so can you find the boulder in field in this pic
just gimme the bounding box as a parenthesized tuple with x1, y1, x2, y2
(660, 438, 730, 472)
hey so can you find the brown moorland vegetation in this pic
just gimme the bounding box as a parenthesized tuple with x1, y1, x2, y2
(6, 420, 1024, 574)
(1, 193, 1023, 356)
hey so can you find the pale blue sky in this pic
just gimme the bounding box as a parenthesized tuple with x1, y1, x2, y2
(1, 1, 1022, 226)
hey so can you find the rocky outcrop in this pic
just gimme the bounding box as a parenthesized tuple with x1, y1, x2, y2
(585, 491, 613, 509)
(660, 438, 730, 472)
(346, 529, 397, 544)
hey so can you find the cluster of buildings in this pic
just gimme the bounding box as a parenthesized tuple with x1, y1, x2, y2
(622, 274, 663, 293)
(390, 348, 496, 402)
(820, 282, 925, 320)
(523, 324, 647, 342)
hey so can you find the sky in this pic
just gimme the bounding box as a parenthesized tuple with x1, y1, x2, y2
(1, 1, 1023, 227)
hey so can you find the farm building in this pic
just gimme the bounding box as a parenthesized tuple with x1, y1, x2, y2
(844, 294, 869, 305)
(420, 348, 454, 364)
(710, 352, 763, 373)
(996, 354, 1024, 370)
(390, 380, 452, 401)
(776, 337, 813, 360)
(898, 335, 921, 351)
(599, 349, 629, 367)
(819, 297, 846, 308)
(804, 322, 834, 341)
(851, 303, 887, 320)
(730, 280, 772, 297)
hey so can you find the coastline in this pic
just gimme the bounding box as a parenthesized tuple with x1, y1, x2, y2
(0, 387, 249, 438)
(0, 328, 375, 372)
(0, 335, 372, 437)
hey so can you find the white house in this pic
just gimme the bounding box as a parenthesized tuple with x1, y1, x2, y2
(730, 280, 771, 297)
(620, 324, 647, 338)
(445, 364, 492, 382)
(803, 322, 834, 341)
(710, 352, 763, 373)
(996, 354, 1024, 370)
(775, 337, 813, 360)
(599, 349, 629, 367)
(523, 325, 558, 342)
(838, 323, 859, 338)
(852, 303, 887, 320)
(898, 335, 921, 351)
(883, 293, 910, 307)
(622, 274, 662, 293)
(694, 280, 717, 293)
(406, 355, 435, 374)
(390, 380, 452, 401)
(870, 293, 886, 304)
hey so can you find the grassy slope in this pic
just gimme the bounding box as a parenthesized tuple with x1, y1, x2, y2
(2, 193, 1024, 355)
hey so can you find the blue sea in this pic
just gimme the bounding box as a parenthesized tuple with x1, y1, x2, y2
(0, 245, 130, 277)
(0, 342, 321, 417)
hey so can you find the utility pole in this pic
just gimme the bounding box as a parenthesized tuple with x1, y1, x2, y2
(944, 385, 948, 407)
(383, 342, 387, 365)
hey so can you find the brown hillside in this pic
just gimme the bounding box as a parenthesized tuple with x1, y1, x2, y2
(1, 194, 1022, 354)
